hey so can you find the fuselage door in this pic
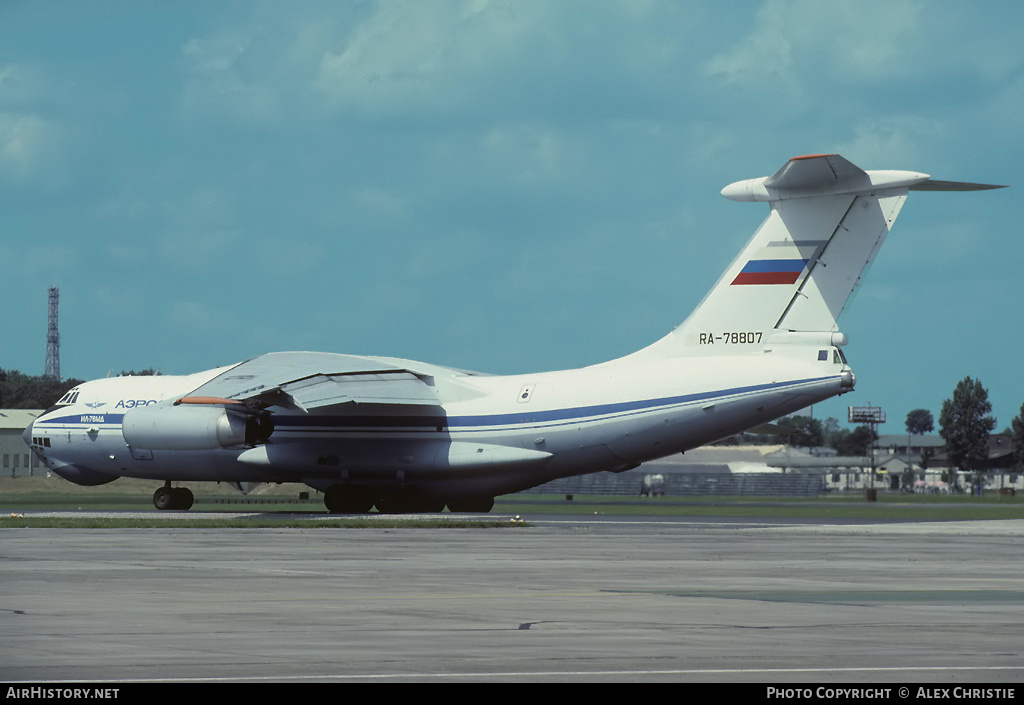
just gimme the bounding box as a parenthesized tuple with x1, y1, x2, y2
(129, 446, 154, 461)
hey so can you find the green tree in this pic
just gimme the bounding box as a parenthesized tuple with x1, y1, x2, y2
(822, 417, 841, 447)
(1011, 402, 1024, 473)
(906, 408, 935, 471)
(849, 425, 878, 457)
(938, 376, 996, 491)
(0, 369, 84, 409)
(789, 415, 823, 451)
(919, 447, 935, 471)
(905, 408, 934, 436)
(831, 425, 876, 456)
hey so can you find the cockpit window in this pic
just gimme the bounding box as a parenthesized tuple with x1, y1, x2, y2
(55, 389, 81, 406)
(833, 348, 848, 364)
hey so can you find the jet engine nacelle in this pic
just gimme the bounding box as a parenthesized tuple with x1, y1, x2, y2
(122, 404, 249, 450)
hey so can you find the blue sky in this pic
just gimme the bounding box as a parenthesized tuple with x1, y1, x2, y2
(2, 0, 1021, 432)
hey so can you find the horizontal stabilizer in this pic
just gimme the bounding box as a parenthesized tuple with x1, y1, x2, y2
(721, 153, 1006, 202)
(909, 179, 1007, 192)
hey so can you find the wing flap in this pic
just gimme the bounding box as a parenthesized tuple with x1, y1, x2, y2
(280, 371, 438, 410)
(181, 352, 438, 412)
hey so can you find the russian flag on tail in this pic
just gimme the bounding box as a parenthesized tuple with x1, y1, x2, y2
(731, 258, 809, 285)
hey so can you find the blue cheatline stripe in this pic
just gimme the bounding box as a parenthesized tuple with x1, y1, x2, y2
(32, 375, 838, 432)
(275, 375, 837, 431)
(445, 375, 830, 428)
(34, 413, 126, 426)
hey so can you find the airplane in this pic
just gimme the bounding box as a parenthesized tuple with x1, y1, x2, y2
(23, 154, 1005, 513)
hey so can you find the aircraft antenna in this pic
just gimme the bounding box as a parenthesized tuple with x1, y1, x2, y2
(44, 286, 60, 380)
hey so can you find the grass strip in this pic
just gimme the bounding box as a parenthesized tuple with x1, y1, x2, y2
(0, 516, 527, 529)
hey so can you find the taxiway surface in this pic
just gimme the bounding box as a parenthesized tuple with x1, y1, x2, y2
(3, 516, 1023, 683)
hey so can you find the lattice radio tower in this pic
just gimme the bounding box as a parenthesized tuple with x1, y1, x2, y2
(44, 286, 60, 380)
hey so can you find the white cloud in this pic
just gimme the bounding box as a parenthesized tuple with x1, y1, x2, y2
(95, 188, 152, 227)
(313, 1, 535, 115)
(90, 285, 150, 319)
(0, 113, 60, 182)
(312, 1, 683, 118)
(182, 33, 251, 74)
(173, 1, 697, 128)
(831, 116, 944, 169)
(167, 300, 224, 330)
(0, 64, 70, 187)
(703, 2, 801, 94)
(247, 238, 325, 278)
(147, 187, 244, 272)
(482, 124, 577, 185)
(157, 226, 242, 273)
(180, 31, 282, 126)
(352, 186, 408, 220)
(704, 0, 929, 93)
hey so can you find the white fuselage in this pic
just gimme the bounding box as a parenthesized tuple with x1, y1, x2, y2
(27, 344, 851, 499)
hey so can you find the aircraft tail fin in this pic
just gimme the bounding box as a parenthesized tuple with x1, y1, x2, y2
(636, 154, 1005, 358)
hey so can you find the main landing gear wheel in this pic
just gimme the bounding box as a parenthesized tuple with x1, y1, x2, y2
(324, 485, 374, 514)
(445, 496, 495, 513)
(374, 492, 446, 514)
(153, 486, 194, 511)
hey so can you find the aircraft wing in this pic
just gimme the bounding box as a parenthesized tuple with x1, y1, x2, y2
(176, 351, 439, 412)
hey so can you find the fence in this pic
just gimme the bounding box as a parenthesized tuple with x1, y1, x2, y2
(522, 471, 826, 497)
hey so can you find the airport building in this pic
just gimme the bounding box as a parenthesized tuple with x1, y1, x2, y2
(874, 433, 1016, 470)
(528, 438, 1023, 496)
(528, 446, 826, 497)
(1, 410, 43, 477)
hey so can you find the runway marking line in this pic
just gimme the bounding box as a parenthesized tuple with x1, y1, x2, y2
(12, 665, 1024, 683)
